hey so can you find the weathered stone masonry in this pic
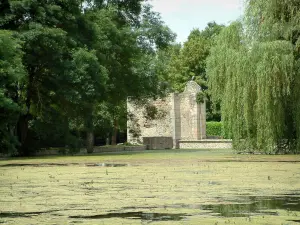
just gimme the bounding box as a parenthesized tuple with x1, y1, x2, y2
(127, 81, 206, 148)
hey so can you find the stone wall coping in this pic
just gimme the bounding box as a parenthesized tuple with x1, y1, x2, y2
(143, 136, 173, 138)
(93, 145, 147, 150)
(179, 139, 232, 143)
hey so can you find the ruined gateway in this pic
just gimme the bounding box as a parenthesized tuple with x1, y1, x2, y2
(127, 81, 207, 149)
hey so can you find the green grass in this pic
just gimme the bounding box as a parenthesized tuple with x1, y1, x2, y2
(0, 149, 300, 224)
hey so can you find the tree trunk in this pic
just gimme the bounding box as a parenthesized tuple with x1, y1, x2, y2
(111, 119, 118, 145)
(85, 108, 94, 153)
(106, 135, 110, 145)
(17, 72, 33, 156)
(17, 115, 29, 156)
(86, 131, 94, 153)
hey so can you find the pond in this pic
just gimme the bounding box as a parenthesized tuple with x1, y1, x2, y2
(0, 149, 300, 224)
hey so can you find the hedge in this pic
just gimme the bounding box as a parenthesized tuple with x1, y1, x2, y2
(206, 121, 223, 137)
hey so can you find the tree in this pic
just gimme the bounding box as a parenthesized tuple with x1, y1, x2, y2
(158, 22, 224, 120)
(85, 4, 176, 145)
(191, 21, 224, 40)
(0, 30, 25, 154)
(0, 0, 106, 155)
(69, 48, 108, 153)
(207, 0, 300, 154)
(0, 0, 176, 154)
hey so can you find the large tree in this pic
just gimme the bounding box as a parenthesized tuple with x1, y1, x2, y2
(0, 0, 175, 155)
(158, 22, 224, 120)
(0, 30, 25, 154)
(84, 4, 176, 146)
(0, 0, 90, 155)
(207, 0, 300, 153)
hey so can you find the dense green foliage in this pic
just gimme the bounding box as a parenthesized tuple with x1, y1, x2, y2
(0, 0, 175, 155)
(206, 122, 223, 137)
(158, 22, 224, 121)
(0, 30, 25, 154)
(207, 0, 300, 154)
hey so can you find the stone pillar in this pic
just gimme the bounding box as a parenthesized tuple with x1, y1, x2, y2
(189, 92, 204, 140)
(180, 81, 206, 140)
(193, 95, 206, 140)
(199, 101, 206, 139)
(171, 93, 181, 148)
(190, 93, 199, 140)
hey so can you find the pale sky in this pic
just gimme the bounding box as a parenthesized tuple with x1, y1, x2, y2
(149, 0, 244, 43)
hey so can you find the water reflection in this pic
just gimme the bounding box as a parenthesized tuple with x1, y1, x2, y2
(70, 212, 187, 221)
(201, 195, 300, 217)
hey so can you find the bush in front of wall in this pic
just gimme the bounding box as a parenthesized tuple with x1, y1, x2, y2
(206, 121, 223, 137)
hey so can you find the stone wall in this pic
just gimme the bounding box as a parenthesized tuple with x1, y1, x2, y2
(179, 140, 232, 149)
(127, 96, 173, 144)
(93, 145, 147, 152)
(127, 81, 206, 148)
(178, 83, 205, 140)
(143, 137, 173, 150)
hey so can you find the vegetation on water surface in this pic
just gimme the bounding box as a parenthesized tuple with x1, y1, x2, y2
(0, 150, 300, 224)
(207, 0, 300, 154)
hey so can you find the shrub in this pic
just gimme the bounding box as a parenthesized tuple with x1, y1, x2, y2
(206, 121, 223, 137)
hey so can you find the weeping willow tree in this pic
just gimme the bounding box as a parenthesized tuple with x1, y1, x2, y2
(207, 0, 300, 154)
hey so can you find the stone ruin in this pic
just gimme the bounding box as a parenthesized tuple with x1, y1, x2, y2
(127, 81, 206, 149)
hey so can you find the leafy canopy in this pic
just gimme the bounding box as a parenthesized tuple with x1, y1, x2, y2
(0, 0, 175, 155)
(207, 0, 300, 153)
